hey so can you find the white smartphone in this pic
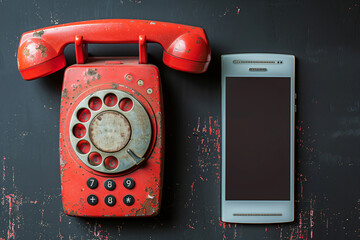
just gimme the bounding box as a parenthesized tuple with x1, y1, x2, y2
(221, 53, 295, 224)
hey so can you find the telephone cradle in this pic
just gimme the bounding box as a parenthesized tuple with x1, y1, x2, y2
(17, 19, 211, 217)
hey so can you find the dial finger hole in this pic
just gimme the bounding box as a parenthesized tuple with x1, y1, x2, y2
(104, 94, 118, 107)
(77, 108, 91, 122)
(88, 152, 102, 166)
(77, 140, 91, 154)
(104, 156, 119, 170)
(73, 124, 86, 138)
(119, 98, 133, 112)
(89, 97, 102, 111)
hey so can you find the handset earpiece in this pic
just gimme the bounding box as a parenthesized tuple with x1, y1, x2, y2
(163, 32, 210, 73)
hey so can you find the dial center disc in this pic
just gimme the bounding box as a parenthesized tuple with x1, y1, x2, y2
(89, 111, 131, 152)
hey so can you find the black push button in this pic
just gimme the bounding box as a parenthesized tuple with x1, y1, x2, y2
(87, 194, 98, 206)
(123, 178, 135, 189)
(123, 195, 135, 206)
(104, 179, 116, 191)
(87, 177, 98, 189)
(105, 195, 116, 206)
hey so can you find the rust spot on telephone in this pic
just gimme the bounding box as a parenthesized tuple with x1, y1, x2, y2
(36, 44, 48, 58)
(86, 68, 101, 80)
(135, 187, 159, 216)
(23, 48, 30, 56)
(87, 68, 97, 76)
(33, 30, 44, 38)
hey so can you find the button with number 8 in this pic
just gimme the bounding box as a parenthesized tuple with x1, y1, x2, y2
(104, 179, 116, 191)
(105, 195, 116, 206)
(123, 178, 135, 189)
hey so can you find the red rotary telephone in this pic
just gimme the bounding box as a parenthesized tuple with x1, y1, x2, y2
(17, 19, 210, 217)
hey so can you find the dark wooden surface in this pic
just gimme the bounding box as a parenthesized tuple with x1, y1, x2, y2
(1, 0, 360, 239)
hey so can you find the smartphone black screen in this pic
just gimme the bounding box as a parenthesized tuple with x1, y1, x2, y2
(225, 77, 290, 200)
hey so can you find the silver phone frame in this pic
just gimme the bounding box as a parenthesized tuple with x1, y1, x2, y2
(221, 53, 295, 223)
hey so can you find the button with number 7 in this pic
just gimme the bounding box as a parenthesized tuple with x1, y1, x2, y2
(123, 178, 135, 189)
(87, 178, 98, 189)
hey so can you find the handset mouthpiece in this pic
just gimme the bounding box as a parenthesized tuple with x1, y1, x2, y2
(17, 37, 66, 80)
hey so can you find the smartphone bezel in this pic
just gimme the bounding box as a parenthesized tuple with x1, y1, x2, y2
(221, 53, 295, 224)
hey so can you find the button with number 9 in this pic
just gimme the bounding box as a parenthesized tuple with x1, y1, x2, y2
(123, 178, 135, 189)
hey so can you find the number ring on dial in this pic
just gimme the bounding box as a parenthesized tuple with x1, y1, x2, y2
(69, 89, 152, 174)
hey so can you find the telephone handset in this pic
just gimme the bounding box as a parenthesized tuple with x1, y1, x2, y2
(18, 19, 210, 79)
(17, 19, 210, 217)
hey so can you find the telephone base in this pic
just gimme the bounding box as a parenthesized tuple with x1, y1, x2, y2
(59, 58, 164, 217)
